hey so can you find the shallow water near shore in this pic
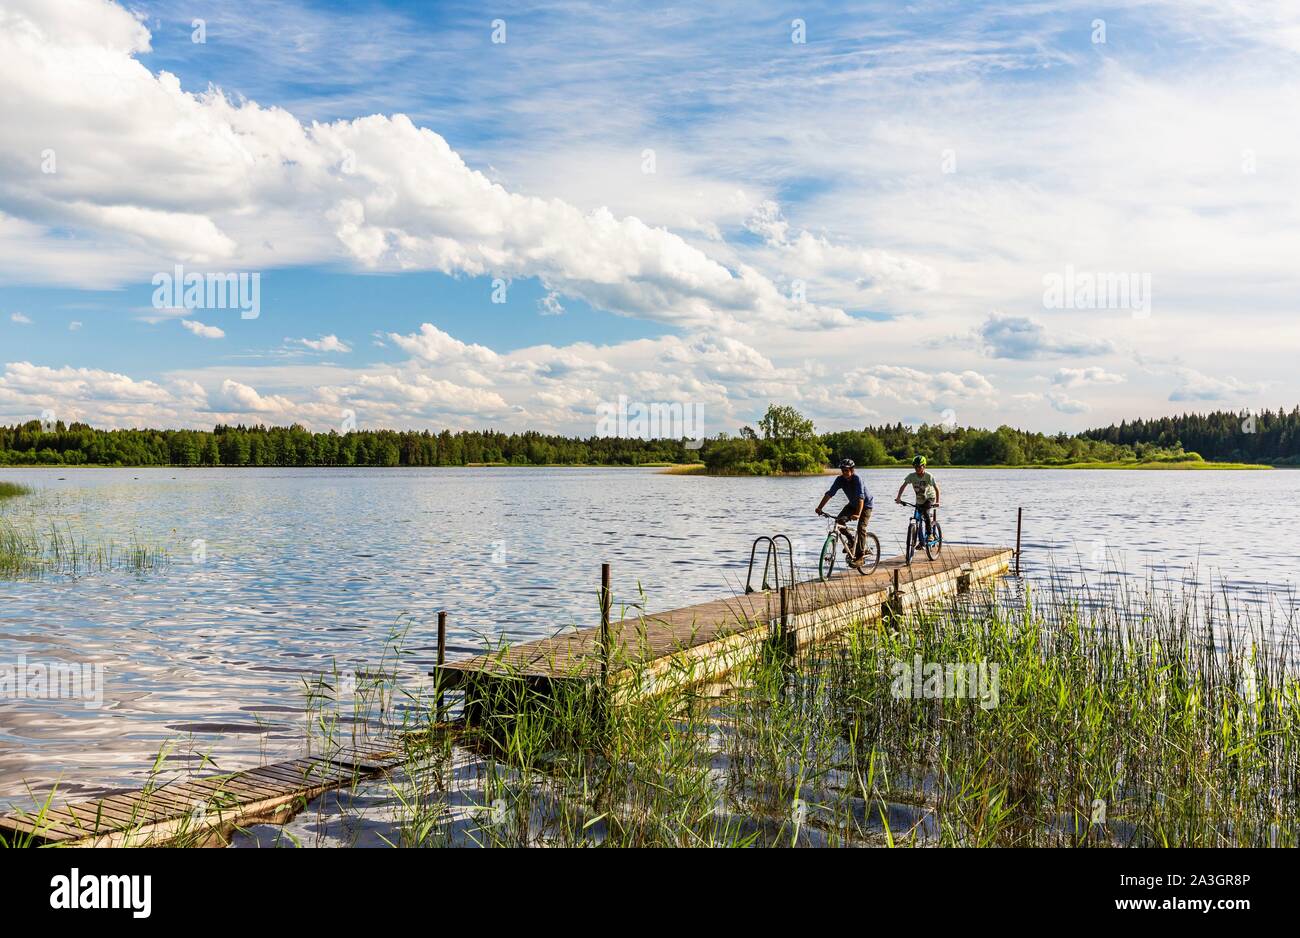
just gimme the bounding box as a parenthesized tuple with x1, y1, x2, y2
(2, 465, 1298, 806)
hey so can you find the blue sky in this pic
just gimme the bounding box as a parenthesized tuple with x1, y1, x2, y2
(1, 0, 1298, 435)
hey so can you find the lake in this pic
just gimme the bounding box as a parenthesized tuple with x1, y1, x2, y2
(1, 465, 1297, 803)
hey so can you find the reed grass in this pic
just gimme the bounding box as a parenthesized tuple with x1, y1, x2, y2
(0, 520, 166, 578)
(384, 578, 1300, 847)
(0, 481, 33, 500)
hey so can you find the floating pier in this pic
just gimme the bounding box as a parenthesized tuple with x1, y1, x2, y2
(435, 545, 1014, 701)
(0, 740, 406, 847)
(1, 543, 1013, 847)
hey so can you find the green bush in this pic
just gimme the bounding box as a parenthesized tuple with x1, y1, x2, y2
(823, 430, 890, 466)
(701, 437, 758, 473)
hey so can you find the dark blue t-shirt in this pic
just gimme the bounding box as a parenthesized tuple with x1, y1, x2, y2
(826, 473, 872, 509)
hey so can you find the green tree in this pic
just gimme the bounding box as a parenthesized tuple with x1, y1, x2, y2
(823, 430, 890, 466)
(759, 404, 817, 441)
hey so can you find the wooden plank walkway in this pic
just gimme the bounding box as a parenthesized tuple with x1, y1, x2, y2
(434, 545, 1013, 697)
(0, 739, 407, 847)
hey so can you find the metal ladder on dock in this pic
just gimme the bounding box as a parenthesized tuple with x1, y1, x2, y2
(745, 535, 795, 593)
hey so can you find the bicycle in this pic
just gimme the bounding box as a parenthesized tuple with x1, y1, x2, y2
(816, 511, 880, 580)
(898, 500, 942, 564)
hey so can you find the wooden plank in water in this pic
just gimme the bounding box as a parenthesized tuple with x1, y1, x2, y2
(96, 793, 192, 825)
(238, 767, 305, 793)
(245, 762, 320, 789)
(61, 799, 143, 830)
(319, 750, 401, 772)
(132, 784, 209, 815)
(0, 811, 83, 844)
(41, 804, 110, 835)
(0, 738, 414, 847)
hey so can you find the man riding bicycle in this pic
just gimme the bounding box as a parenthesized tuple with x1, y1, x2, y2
(895, 455, 940, 543)
(815, 458, 873, 567)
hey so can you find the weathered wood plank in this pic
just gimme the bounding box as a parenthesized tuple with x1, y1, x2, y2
(319, 749, 403, 772)
(0, 812, 81, 843)
(0, 745, 408, 847)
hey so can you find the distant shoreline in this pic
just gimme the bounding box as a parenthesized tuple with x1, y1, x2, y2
(659, 460, 1274, 475)
(0, 459, 1275, 475)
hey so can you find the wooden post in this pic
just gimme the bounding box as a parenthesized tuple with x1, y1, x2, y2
(600, 563, 612, 688)
(884, 566, 903, 624)
(779, 585, 789, 637)
(436, 610, 447, 721)
(1015, 507, 1023, 576)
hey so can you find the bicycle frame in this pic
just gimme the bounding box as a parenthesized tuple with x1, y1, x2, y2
(825, 514, 858, 548)
(819, 510, 880, 579)
(820, 516, 841, 551)
(899, 499, 940, 560)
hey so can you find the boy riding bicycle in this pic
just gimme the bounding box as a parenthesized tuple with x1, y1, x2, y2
(815, 459, 873, 567)
(895, 455, 940, 543)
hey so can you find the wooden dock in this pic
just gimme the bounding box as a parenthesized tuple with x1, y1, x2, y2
(435, 545, 1013, 699)
(1, 544, 1011, 847)
(0, 739, 407, 847)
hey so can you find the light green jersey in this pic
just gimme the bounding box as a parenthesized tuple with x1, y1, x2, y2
(904, 470, 937, 503)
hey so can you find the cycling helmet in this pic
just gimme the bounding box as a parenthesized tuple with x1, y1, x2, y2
(912, 455, 927, 467)
(839, 458, 855, 469)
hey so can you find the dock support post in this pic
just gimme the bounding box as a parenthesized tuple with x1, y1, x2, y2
(600, 563, 612, 689)
(436, 610, 447, 721)
(884, 567, 903, 624)
(764, 585, 795, 664)
(1015, 507, 1023, 576)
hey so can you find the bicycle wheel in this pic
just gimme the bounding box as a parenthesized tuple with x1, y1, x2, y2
(818, 532, 837, 581)
(856, 532, 881, 575)
(905, 522, 917, 565)
(920, 519, 941, 556)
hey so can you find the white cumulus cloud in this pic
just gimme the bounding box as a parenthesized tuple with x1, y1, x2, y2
(181, 319, 225, 340)
(290, 335, 352, 354)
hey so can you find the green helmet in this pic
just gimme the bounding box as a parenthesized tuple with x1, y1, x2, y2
(912, 455, 927, 467)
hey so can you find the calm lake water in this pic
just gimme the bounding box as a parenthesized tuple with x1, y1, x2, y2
(2, 465, 1298, 804)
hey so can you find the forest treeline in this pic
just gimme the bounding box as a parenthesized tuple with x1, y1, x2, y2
(1079, 408, 1300, 464)
(0, 406, 1294, 469)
